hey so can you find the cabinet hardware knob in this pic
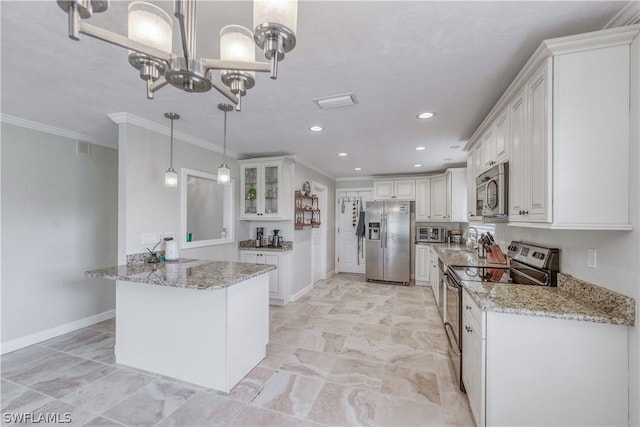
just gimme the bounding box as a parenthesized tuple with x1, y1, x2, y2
(465, 325, 473, 333)
(465, 305, 472, 310)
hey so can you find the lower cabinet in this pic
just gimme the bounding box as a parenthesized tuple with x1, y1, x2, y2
(414, 245, 431, 285)
(461, 289, 628, 427)
(240, 250, 292, 306)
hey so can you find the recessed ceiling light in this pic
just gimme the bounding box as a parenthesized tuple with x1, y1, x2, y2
(309, 125, 323, 132)
(338, 152, 348, 157)
(414, 164, 422, 167)
(443, 157, 452, 161)
(354, 167, 362, 171)
(417, 112, 435, 119)
(415, 146, 426, 151)
(449, 145, 460, 149)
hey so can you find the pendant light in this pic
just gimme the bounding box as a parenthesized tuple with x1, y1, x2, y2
(217, 103, 233, 184)
(164, 112, 179, 187)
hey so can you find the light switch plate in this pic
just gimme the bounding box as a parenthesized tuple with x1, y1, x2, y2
(587, 248, 597, 269)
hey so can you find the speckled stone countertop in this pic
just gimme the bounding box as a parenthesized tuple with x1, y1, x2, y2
(417, 242, 508, 268)
(85, 259, 276, 291)
(461, 274, 634, 326)
(239, 240, 293, 252)
(417, 243, 635, 326)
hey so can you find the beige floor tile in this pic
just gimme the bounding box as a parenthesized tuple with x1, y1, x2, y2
(380, 364, 441, 405)
(306, 382, 377, 427)
(374, 393, 445, 426)
(326, 356, 385, 389)
(280, 349, 337, 379)
(251, 371, 324, 419)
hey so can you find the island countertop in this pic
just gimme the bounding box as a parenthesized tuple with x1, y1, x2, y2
(85, 259, 276, 291)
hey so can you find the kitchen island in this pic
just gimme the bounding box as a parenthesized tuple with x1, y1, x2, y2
(86, 259, 275, 393)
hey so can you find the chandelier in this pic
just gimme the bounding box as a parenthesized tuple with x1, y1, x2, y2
(56, 0, 298, 111)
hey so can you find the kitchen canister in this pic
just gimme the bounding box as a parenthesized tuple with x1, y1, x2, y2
(165, 240, 179, 261)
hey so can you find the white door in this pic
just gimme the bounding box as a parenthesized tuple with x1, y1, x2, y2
(336, 190, 372, 273)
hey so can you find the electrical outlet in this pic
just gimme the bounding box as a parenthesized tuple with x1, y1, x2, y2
(587, 248, 597, 269)
(141, 232, 157, 245)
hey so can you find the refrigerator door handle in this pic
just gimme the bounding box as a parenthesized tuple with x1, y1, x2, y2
(381, 214, 387, 249)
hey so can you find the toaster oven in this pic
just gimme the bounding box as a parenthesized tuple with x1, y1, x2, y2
(416, 226, 446, 243)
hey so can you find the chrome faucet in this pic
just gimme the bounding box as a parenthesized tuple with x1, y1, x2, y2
(464, 226, 479, 250)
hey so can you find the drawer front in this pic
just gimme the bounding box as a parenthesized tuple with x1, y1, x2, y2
(462, 291, 484, 337)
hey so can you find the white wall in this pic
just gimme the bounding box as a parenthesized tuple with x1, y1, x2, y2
(119, 123, 247, 262)
(1, 123, 118, 349)
(292, 163, 335, 294)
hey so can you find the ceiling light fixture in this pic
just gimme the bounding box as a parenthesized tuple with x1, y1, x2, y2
(414, 164, 422, 167)
(217, 103, 233, 185)
(354, 167, 362, 171)
(415, 146, 426, 151)
(57, 0, 298, 112)
(164, 112, 180, 187)
(417, 112, 435, 119)
(338, 152, 348, 157)
(314, 93, 357, 109)
(309, 125, 323, 132)
(450, 145, 460, 149)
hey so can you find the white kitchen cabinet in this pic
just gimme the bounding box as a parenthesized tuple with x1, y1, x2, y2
(416, 170, 467, 222)
(461, 289, 628, 427)
(429, 176, 447, 220)
(468, 25, 639, 230)
(415, 179, 431, 221)
(508, 87, 528, 219)
(429, 247, 439, 302)
(445, 168, 467, 222)
(481, 108, 509, 172)
(414, 244, 430, 285)
(466, 143, 483, 222)
(239, 157, 293, 220)
(240, 250, 292, 306)
(373, 179, 415, 200)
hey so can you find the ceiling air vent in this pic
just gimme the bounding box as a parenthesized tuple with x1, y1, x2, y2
(313, 93, 357, 109)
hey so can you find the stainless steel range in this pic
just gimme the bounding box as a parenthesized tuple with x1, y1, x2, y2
(444, 241, 559, 391)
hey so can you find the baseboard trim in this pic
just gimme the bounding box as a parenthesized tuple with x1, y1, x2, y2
(324, 270, 336, 280)
(290, 283, 314, 302)
(1, 310, 116, 355)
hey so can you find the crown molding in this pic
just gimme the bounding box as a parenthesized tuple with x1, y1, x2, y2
(107, 112, 239, 159)
(603, 1, 640, 29)
(1, 114, 116, 149)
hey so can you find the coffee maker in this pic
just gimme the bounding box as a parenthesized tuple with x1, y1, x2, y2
(272, 229, 283, 248)
(256, 227, 264, 247)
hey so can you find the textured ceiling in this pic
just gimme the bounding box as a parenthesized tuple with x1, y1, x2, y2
(0, 1, 628, 178)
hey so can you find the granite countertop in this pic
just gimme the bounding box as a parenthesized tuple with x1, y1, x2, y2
(418, 242, 635, 326)
(239, 240, 293, 252)
(418, 242, 508, 268)
(85, 259, 276, 291)
(461, 278, 634, 326)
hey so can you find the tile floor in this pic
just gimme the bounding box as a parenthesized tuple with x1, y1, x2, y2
(1, 274, 474, 426)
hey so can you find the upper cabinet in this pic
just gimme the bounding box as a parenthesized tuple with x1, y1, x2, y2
(466, 25, 639, 230)
(373, 178, 416, 200)
(415, 169, 467, 222)
(239, 157, 294, 220)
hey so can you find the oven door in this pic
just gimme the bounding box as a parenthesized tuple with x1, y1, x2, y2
(443, 273, 464, 391)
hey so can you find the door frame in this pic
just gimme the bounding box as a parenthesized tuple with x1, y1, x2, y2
(335, 187, 373, 274)
(311, 181, 328, 282)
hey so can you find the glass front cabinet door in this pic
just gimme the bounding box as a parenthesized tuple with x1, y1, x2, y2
(240, 158, 292, 220)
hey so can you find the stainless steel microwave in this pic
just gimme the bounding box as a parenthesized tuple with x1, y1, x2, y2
(476, 162, 508, 219)
(416, 226, 446, 243)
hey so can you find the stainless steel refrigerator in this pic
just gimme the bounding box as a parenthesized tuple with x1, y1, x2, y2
(365, 200, 411, 284)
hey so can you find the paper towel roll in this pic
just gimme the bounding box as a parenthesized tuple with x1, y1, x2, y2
(165, 241, 179, 261)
